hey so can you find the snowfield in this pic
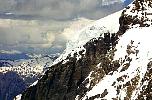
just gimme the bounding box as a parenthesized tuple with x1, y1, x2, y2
(81, 27, 152, 100)
(53, 10, 122, 65)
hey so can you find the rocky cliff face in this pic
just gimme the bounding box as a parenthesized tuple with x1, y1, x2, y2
(21, 32, 120, 100)
(21, 0, 152, 100)
(118, 0, 152, 34)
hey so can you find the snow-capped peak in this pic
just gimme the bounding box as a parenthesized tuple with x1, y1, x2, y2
(121, 0, 152, 28)
(53, 10, 122, 65)
(77, 1, 152, 99)
(82, 26, 152, 100)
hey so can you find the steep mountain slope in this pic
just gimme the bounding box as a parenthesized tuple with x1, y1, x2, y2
(21, 0, 152, 100)
(53, 10, 121, 65)
(0, 55, 54, 100)
(21, 10, 121, 100)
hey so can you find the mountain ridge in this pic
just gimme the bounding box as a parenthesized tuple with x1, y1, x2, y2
(20, 0, 152, 100)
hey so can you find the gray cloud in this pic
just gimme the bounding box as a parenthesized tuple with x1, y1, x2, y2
(0, 0, 130, 54)
(0, 0, 125, 20)
(0, 18, 93, 54)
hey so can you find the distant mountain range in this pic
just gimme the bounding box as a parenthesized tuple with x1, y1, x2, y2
(0, 53, 31, 60)
(0, 54, 59, 100)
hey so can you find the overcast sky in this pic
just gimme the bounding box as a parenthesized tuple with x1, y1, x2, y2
(0, 0, 133, 55)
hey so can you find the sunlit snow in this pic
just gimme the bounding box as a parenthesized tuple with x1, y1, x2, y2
(81, 27, 152, 100)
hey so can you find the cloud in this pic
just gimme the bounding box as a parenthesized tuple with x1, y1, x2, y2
(0, 19, 65, 48)
(0, 0, 125, 20)
(62, 18, 94, 40)
(0, 18, 94, 54)
(0, 0, 131, 54)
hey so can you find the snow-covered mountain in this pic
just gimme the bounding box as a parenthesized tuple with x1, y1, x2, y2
(0, 54, 58, 100)
(0, 56, 53, 79)
(21, 0, 152, 100)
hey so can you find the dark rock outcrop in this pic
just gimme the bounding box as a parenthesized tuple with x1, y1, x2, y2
(21, 32, 119, 100)
(118, 0, 152, 35)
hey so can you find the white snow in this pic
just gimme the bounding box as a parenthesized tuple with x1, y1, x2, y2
(0, 56, 53, 79)
(30, 80, 38, 86)
(80, 27, 152, 100)
(124, 0, 152, 28)
(53, 10, 122, 65)
(14, 94, 21, 100)
(115, 27, 152, 99)
(83, 71, 94, 89)
(75, 2, 152, 99)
